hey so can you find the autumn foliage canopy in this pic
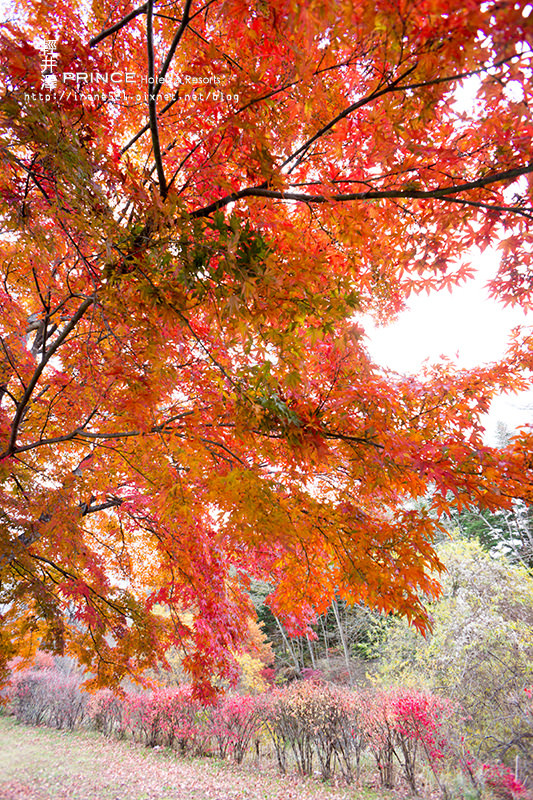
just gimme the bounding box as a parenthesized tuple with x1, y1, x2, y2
(0, 0, 532, 694)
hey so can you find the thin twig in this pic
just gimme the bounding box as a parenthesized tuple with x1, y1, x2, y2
(89, 4, 148, 47)
(281, 64, 419, 174)
(155, 0, 194, 99)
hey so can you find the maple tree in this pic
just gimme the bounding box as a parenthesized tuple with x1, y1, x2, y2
(1, 0, 533, 695)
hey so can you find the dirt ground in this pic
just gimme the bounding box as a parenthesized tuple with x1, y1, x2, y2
(0, 716, 375, 800)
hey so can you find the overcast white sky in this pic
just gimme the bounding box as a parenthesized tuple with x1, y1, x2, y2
(362, 247, 533, 445)
(360, 73, 533, 446)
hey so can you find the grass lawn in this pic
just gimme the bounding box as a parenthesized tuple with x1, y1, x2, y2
(0, 715, 401, 800)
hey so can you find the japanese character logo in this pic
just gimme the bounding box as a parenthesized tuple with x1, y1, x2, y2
(40, 39, 58, 89)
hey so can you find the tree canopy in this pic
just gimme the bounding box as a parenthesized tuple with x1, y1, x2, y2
(1, 0, 532, 694)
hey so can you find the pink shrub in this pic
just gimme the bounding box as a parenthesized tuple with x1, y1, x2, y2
(123, 686, 208, 752)
(9, 668, 51, 726)
(9, 666, 85, 729)
(311, 684, 366, 782)
(210, 694, 261, 763)
(86, 689, 124, 736)
(6, 655, 527, 798)
(261, 683, 319, 775)
(362, 690, 399, 788)
(300, 668, 324, 682)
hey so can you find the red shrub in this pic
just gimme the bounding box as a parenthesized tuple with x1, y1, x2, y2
(483, 764, 528, 800)
(362, 689, 455, 792)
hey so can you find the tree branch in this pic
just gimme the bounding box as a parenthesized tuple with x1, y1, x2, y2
(121, 93, 179, 155)
(154, 0, 193, 99)
(437, 196, 533, 220)
(120, 1, 212, 154)
(146, 0, 168, 198)
(281, 64, 419, 173)
(81, 496, 123, 516)
(89, 4, 148, 47)
(281, 50, 530, 174)
(1, 296, 95, 460)
(7, 411, 196, 455)
(0, 495, 123, 571)
(191, 162, 533, 218)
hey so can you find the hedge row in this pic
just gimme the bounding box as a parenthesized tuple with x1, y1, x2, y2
(6, 665, 528, 799)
